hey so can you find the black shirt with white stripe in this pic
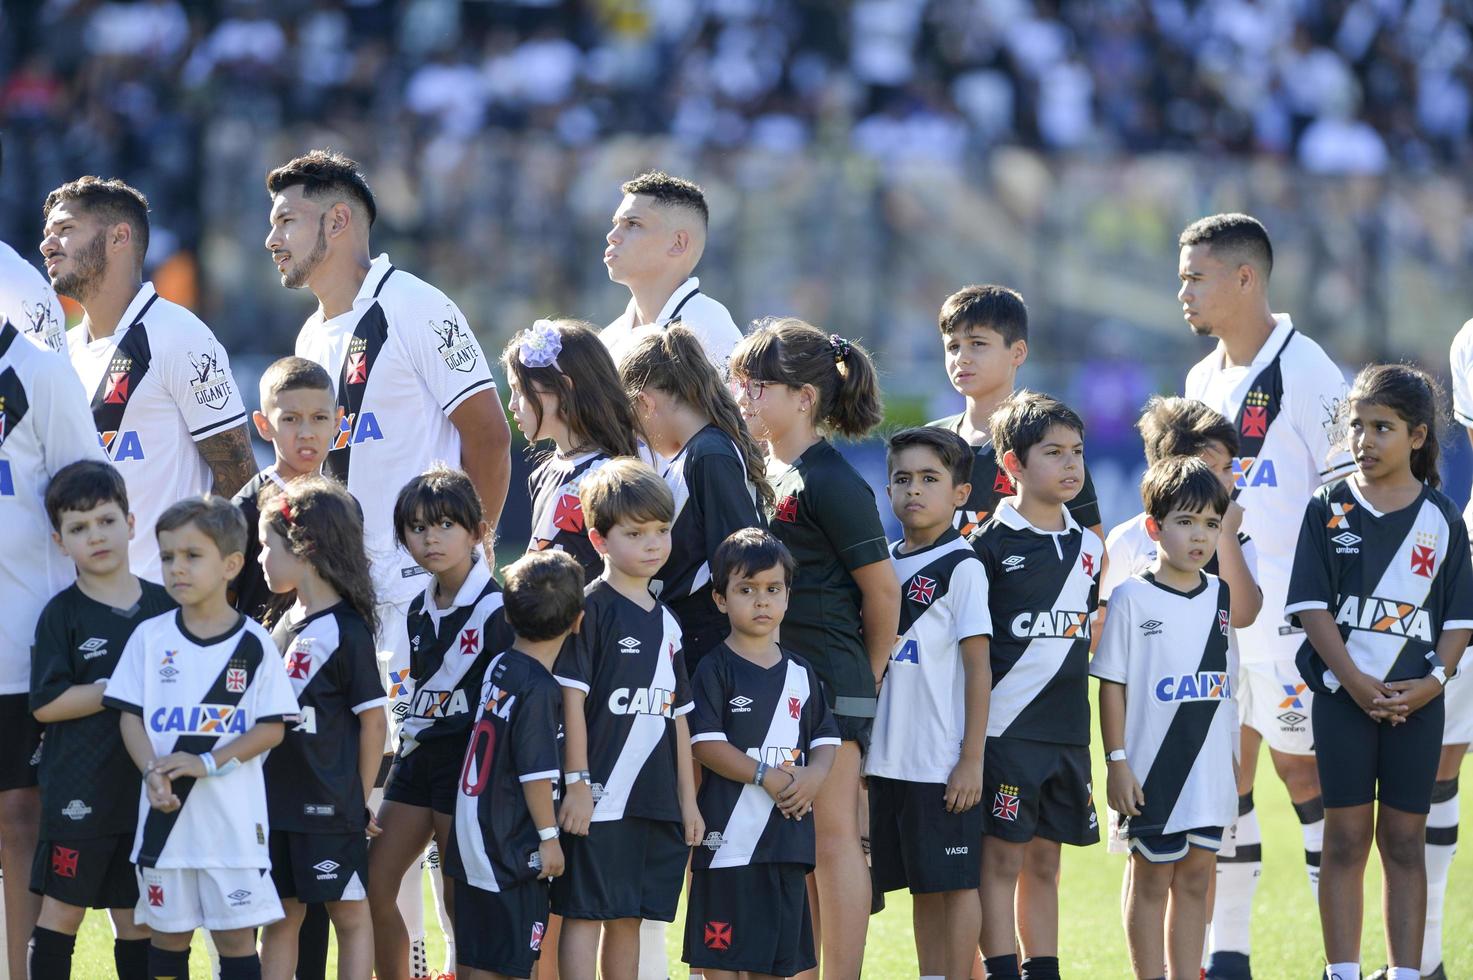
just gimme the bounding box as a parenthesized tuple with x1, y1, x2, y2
(526, 449, 613, 584)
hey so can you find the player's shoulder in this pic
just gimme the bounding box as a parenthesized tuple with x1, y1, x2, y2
(1108, 573, 1152, 605)
(328, 605, 375, 648)
(38, 583, 86, 625)
(4, 320, 67, 372)
(142, 292, 219, 344)
(1282, 328, 1347, 390)
(925, 412, 963, 431)
(1105, 511, 1148, 548)
(1183, 348, 1219, 393)
(683, 287, 740, 333)
(240, 615, 276, 647)
(1451, 317, 1473, 363)
(1421, 484, 1465, 528)
(375, 261, 458, 317)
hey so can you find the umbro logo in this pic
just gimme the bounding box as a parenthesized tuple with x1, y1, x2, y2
(79, 637, 108, 660)
(226, 889, 252, 906)
(728, 695, 753, 712)
(312, 859, 340, 880)
(1139, 619, 1163, 637)
(1332, 531, 1361, 554)
(1001, 555, 1026, 573)
(618, 637, 641, 654)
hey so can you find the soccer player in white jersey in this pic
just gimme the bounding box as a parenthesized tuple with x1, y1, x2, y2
(40, 177, 257, 581)
(265, 150, 511, 978)
(1179, 213, 1355, 980)
(0, 319, 104, 979)
(0, 237, 65, 352)
(600, 171, 742, 377)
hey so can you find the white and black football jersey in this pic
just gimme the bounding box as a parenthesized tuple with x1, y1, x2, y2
(0, 240, 65, 352)
(553, 580, 693, 823)
(266, 604, 387, 833)
(688, 645, 841, 870)
(526, 449, 613, 584)
(295, 255, 496, 605)
(1091, 572, 1238, 837)
(866, 530, 991, 782)
(968, 500, 1103, 745)
(102, 611, 298, 869)
(1286, 479, 1473, 692)
(66, 283, 248, 580)
(1100, 511, 1258, 602)
(447, 648, 563, 893)
(0, 321, 104, 690)
(401, 559, 512, 745)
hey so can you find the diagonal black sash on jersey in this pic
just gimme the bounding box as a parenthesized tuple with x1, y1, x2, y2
(325, 269, 394, 482)
(136, 626, 266, 868)
(664, 287, 699, 326)
(0, 364, 32, 445)
(895, 548, 973, 637)
(88, 296, 159, 432)
(1137, 579, 1231, 833)
(1229, 328, 1295, 501)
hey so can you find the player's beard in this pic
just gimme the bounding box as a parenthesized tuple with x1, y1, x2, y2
(51, 229, 108, 302)
(1188, 319, 1214, 337)
(282, 215, 327, 289)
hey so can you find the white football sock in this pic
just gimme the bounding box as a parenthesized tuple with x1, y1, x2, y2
(1325, 964, 1359, 980)
(1294, 796, 1324, 899)
(1423, 777, 1458, 975)
(1211, 792, 1260, 956)
(639, 918, 669, 978)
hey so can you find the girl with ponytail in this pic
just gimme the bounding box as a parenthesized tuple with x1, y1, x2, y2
(620, 326, 770, 667)
(727, 317, 900, 977)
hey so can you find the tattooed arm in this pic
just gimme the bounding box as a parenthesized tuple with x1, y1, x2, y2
(198, 423, 258, 498)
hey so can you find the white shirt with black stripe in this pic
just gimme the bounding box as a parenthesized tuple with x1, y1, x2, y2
(67, 283, 247, 580)
(601, 277, 742, 378)
(1091, 572, 1238, 837)
(0, 240, 65, 352)
(295, 254, 497, 605)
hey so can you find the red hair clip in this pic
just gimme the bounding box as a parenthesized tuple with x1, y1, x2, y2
(278, 497, 294, 525)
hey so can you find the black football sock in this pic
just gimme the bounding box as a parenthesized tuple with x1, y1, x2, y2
(148, 943, 190, 980)
(28, 926, 75, 980)
(1022, 954, 1061, 980)
(984, 954, 1022, 979)
(219, 952, 263, 980)
(114, 936, 151, 980)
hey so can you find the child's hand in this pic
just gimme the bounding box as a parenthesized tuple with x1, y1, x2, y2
(1344, 671, 1397, 720)
(537, 839, 564, 880)
(760, 767, 794, 806)
(145, 769, 179, 812)
(1106, 761, 1144, 817)
(1374, 676, 1443, 721)
(559, 781, 593, 837)
(365, 811, 383, 839)
(944, 756, 984, 814)
(776, 765, 824, 820)
(151, 752, 207, 781)
(1222, 499, 1245, 537)
(681, 798, 705, 847)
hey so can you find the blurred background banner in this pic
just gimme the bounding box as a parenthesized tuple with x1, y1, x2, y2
(5, 0, 1473, 537)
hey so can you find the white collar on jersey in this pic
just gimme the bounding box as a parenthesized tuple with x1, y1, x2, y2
(96, 281, 158, 342)
(617, 276, 700, 329)
(421, 554, 494, 618)
(993, 497, 1081, 536)
(343, 254, 395, 315)
(1214, 312, 1294, 372)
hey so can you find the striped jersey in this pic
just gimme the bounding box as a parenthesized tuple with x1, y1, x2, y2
(1286, 479, 1473, 693)
(295, 255, 496, 605)
(688, 644, 840, 869)
(0, 240, 65, 352)
(1091, 572, 1238, 837)
(401, 558, 511, 745)
(447, 648, 563, 892)
(0, 322, 105, 689)
(1100, 511, 1258, 602)
(866, 530, 991, 782)
(67, 283, 248, 580)
(968, 499, 1103, 745)
(102, 611, 298, 868)
(554, 581, 692, 822)
(526, 448, 612, 584)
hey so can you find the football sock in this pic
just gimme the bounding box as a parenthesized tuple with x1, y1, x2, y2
(1388, 969, 1420, 980)
(410, 937, 429, 978)
(1021, 955, 1061, 979)
(639, 918, 668, 978)
(114, 936, 150, 980)
(984, 953, 1021, 979)
(1325, 964, 1359, 980)
(27, 926, 74, 980)
(1209, 791, 1259, 966)
(1294, 795, 1325, 898)
(219, 952, 262, 979)
(400, 850, 427, 977)
(148, 944, 190, 980)
(1423, 777, 1458, 975)
(296, 903, 330, 980)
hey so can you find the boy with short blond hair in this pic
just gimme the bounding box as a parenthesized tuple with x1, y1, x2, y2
(104, 495, 299, 980)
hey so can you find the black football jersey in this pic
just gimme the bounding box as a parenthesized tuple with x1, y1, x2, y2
(30, 581, 175, 837)
(931, 414, 1102, 536)
(688, 645, 841, 869)
(526, 449, 614, 584)
(1287, 479, 1473, 692)
(967, 499, 1103, 745)
(446, 648, 564, 892)
(265, 604, 388, 832)
(553, 580, 693, 822)
(230, 468, 281, 623)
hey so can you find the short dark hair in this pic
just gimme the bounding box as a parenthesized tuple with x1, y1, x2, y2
(990, 389, 1085, 468)
(45, 460, 129, 529)
(938, 284, 1028, 348)
(393, 466, 484, 547)
(887, 426, 972, 486)
(43, 176, 150, 266)
(266, 149, 377, 227)
(1141, 456, 1230, 523)
(579, 458, 674, 536)
(260, 356, 334, 405)
(1137, 396, 1239, 465)
(501, 550, 585, 642)
(711, 528, 796, 594)
(155, 496, 249, 558)
(620, 171, 708, 226)
(1178, 213, 1273, 279)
